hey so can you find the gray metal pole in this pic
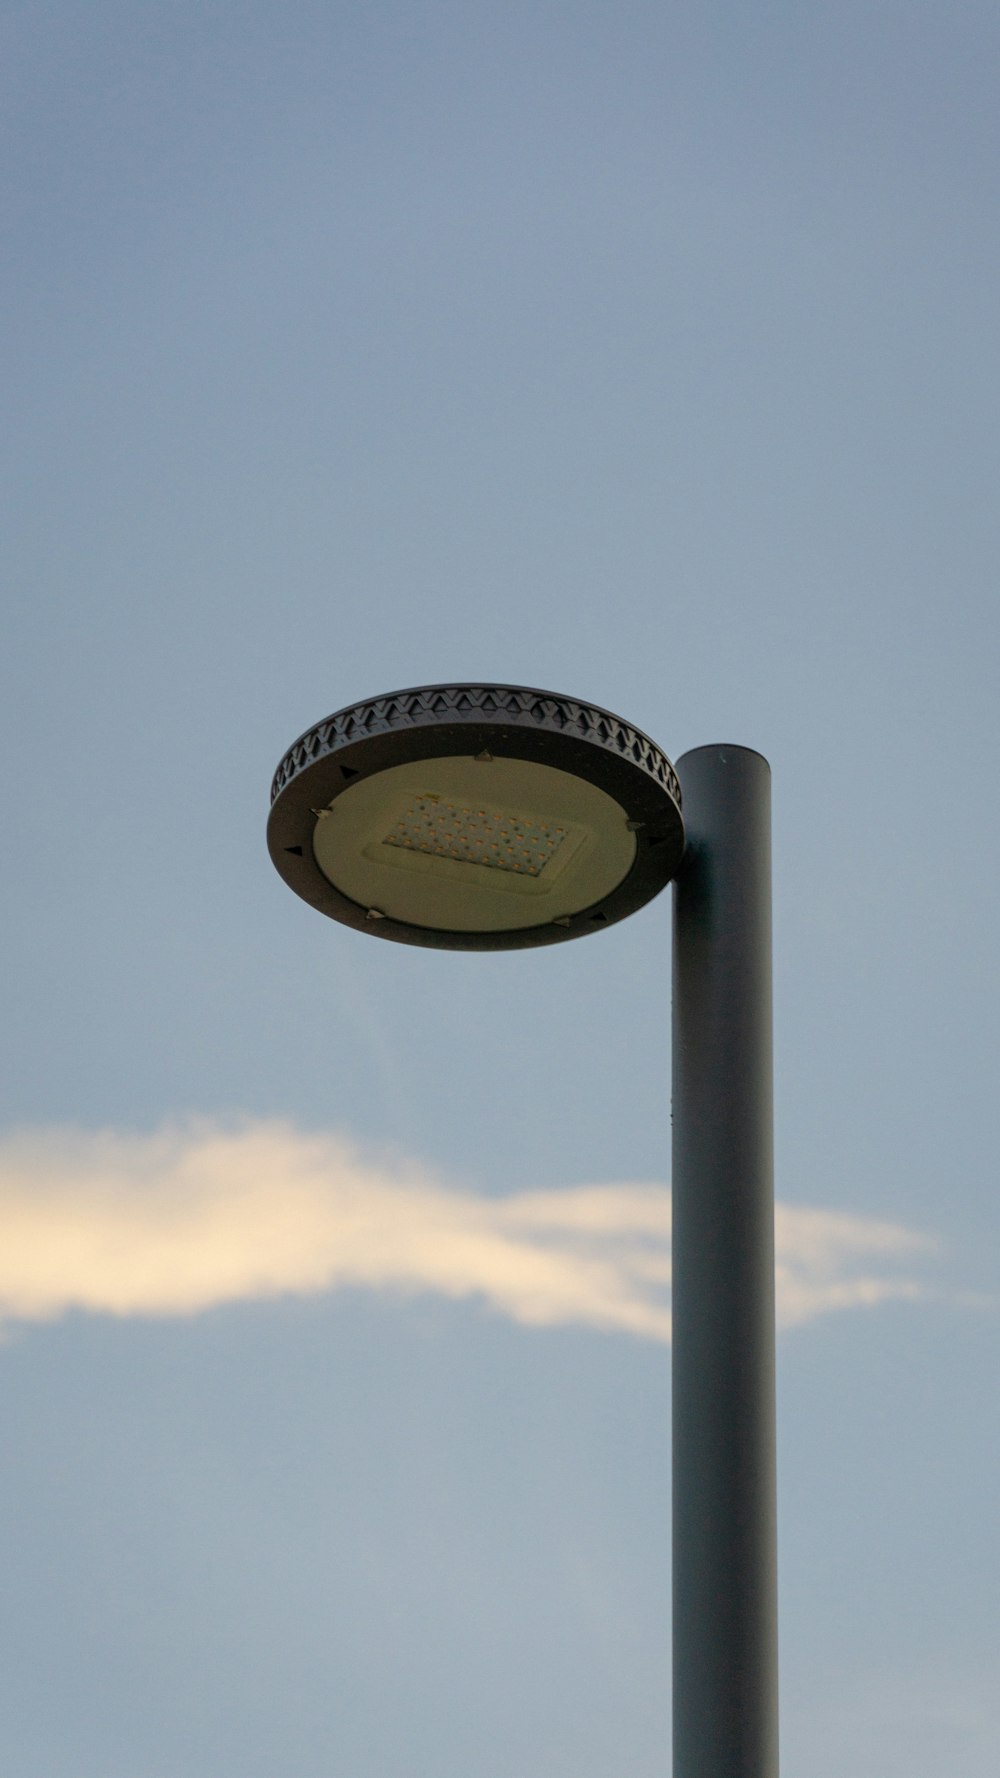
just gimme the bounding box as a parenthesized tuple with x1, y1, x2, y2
(672, 746, 778, 1778)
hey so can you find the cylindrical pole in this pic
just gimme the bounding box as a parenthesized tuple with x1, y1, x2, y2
(672, 745, 778, 1778)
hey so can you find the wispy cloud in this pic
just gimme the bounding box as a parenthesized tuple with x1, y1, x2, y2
(0, 1120, 939, 1339)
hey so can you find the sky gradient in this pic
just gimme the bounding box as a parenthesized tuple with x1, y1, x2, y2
(3, 4, 999, 1774)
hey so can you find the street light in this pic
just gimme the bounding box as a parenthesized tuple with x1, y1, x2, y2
(268, 682, 778, 1778)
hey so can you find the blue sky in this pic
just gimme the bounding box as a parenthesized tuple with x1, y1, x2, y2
(2, 3, 998, 1773)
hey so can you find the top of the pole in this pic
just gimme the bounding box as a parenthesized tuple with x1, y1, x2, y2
(675, 744, 771, 773)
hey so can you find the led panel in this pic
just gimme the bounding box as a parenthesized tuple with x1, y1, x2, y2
(382, 795, 567, 877)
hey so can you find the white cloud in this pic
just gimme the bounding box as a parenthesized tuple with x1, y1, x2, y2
(0, 1120, 938, 1339)
(774, 1204, 935, 1328)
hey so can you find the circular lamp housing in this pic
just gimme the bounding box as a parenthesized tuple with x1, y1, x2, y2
(267, 684, 684, 952)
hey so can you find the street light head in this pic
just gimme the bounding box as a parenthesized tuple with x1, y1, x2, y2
(267, 684, 684, 951)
